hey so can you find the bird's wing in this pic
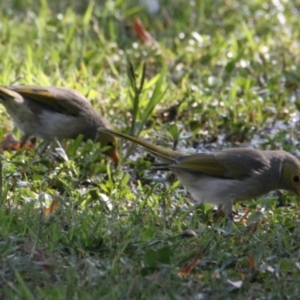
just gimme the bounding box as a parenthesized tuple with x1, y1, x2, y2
(172, 148, 270, 180)
(0, 87, 24, 102)
(5, 86, 92, 115)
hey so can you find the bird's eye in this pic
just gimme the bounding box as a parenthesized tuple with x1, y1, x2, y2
(107, 142, 113, 147)
(293, 175, 300, 183)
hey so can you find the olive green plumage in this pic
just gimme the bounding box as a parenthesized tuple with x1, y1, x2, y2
(99, 128, 300, 217)
(0, 86, 119, 163)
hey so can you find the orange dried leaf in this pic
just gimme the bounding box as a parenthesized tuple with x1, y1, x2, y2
(179, 272, 204, 279)
(178, 255, 200, 275)
(132, 18, 156, 45)
(178, 229, 202, 276)
(0, 133, 34, 150)
(248, 253, 256, 269)
(22, 140, 35, 149)
(44, 195, 60, 216)
(32, 249, 52, 270)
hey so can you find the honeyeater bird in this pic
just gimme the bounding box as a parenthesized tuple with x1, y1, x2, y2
(98, 128, 300, 218)
(0, 86, 119, 164)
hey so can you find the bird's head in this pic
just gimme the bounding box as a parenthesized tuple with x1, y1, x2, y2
(280, 154, 300, 196)
(96, 131, 119, 166)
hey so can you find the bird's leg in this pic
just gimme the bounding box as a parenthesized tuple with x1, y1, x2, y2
(217, 204, 225, 217)
(220, 202, 245, 235)
(38, 141, 51, 154)
(38, 139, 63, 154)
(218, 203, 234, 223)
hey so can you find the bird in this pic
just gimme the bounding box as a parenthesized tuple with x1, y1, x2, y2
(98, 128, 300, 218)
(0, 86, 119, 164)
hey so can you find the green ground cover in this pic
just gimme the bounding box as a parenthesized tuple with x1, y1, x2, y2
(1, 0, 300, 299)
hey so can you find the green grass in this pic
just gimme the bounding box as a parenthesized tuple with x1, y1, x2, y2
(1, 0, 300, 299)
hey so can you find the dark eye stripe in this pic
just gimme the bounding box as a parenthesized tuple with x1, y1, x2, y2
(293, 175, 299, 183)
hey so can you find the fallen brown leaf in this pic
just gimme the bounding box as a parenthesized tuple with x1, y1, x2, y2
(132, 18, 157, 46)
(178, 229, 202, 276)
(248, 253, 256, 270)
(0, 133, 35, 150)
(32, 249, 52, 270)
(43, 194, 60, 216)
(178, 256, 201, 276)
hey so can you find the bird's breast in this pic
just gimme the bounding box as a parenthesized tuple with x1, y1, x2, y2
(37, 111, 96, 140)
(173, 169, 280, 206)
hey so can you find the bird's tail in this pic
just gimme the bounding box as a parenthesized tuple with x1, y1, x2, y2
(150, 163, 170, 170)
(0, 87, 22, 102)
(98, 128, 185, 163)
